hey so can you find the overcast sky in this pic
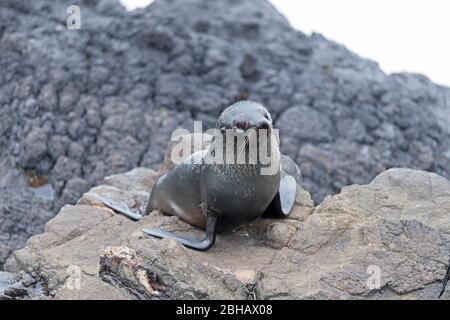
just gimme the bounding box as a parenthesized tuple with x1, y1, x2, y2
(120, 0, 450, 87)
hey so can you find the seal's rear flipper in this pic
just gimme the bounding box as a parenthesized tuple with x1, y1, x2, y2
(263, 175, 297, 218)
(102, 199, 144, 221)
(143, 214, 218, 251)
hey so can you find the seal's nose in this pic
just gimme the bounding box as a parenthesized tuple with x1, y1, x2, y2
(233, 120, 249, 131)
(233, 117, 270, 131)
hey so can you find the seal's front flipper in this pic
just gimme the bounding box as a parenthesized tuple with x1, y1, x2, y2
(278, 175, 297, 215)
(102, 199, 144, 221)
(143, 214, 218, 251)
(263, 175, 297, 218)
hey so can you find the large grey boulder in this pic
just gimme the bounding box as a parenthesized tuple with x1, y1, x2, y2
(4, 163, 450, 299)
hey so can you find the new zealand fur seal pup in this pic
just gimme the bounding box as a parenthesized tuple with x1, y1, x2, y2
(103, 101, 299, 250)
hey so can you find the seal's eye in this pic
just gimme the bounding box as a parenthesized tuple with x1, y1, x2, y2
(264, 113, 270, 120)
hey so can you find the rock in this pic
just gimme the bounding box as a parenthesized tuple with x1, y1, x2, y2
(1, 0, 450, 270)
(4, 165, 450, 300)
(18, 128, 48, 169)
(278, 105, 334, 143)
(21, 274, 37, 287)
(0, 271, 43, 300)
(289, 187, 315, 221)
(99, 244, 252, 299)
(3, 286, 28, 298)
(0, 163, 54, 270)
(103, 168, 158, 193)
(234, 269, 259, 285)
(265, 222, 297, 249)
(50, 156, 82, 193)
(57, 177, 91, 209)
(99, 246, 164, 299)
(320, 168, 450, 233)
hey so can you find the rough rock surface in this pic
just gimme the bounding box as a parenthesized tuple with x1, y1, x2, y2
(1, 0, 450, 266)
(4, 162, 450, 299)
(0, 271, 45, 300)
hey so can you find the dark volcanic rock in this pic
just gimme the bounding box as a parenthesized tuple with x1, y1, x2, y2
(1, 0, 450, 266)
(0, 271, 45, 300)
(0, 186, 53, 269)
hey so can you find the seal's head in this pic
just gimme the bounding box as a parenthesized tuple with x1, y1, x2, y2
(216, 101, 272, 132)
(212, 101, 278, 169)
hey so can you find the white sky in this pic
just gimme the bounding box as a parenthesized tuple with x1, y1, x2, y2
(120, 0, 450, 87)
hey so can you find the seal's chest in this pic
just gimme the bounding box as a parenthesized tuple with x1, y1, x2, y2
(205, 172, 279, 230)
